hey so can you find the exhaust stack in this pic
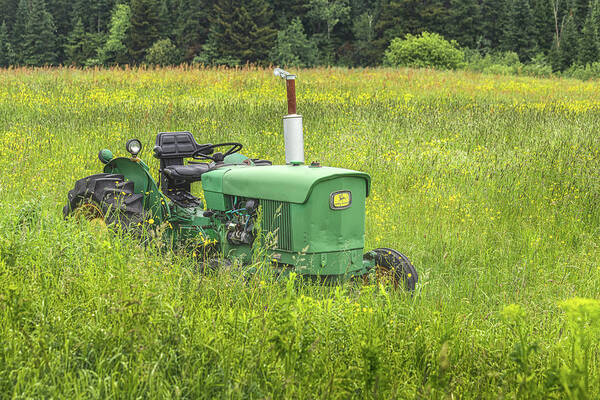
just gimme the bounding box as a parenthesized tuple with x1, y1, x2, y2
(274, 68, 304, 165)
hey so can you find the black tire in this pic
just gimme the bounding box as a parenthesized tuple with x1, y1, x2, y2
(64, 173, 147, 232)
(366, 248, 418, 291)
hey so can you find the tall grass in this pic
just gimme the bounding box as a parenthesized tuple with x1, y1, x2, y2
(0, 66, 599, 398)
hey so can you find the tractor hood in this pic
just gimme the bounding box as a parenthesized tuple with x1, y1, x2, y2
(202, 165, 370, 204)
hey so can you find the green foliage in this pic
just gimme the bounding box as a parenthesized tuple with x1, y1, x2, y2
(501, 0, 537, 61)
(64, 18, 86, 66)
(551, 14, 579, 71)
(12, 0, 29, 63)
(563, 61, 600, 79)
(193, 32, 241, 66)
(269, 17, 318, 67)
(98, 3, 131, 66)
(144, 38, 181, 66)
(578, 3, 599, 65)
(0, 21, 17, 67)
(447, 0, 480, 48)
(173, 0, 210, 62)
(127, 0, 160, 64)
(349, 11, 378, 66)
(384, 32, 465, 69)
(307, 0, 350, 40)
(22, 0, 58, 66)
(210, 0, 277, 65)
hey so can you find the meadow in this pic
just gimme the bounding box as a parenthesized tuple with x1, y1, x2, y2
(0, 66, 598, 399)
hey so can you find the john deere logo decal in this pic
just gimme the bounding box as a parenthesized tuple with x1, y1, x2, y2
(330, 191, 352, 210)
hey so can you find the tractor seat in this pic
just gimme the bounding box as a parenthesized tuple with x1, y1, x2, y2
(163, 163, 213, 182)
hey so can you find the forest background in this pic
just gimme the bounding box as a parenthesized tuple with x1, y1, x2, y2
(1, 0, 600, 76)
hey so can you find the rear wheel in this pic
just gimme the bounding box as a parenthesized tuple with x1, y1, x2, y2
(64, 173, 147, 232)
(365, 248, 418, 291)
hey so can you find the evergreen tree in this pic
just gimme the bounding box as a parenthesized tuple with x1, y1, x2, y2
(270, 17, 318, 67)
(98, 3, 131, 65)
(571, 0, 590, 30)
(174, 0, 211, 61)
(374, 1, 405, 56)
(0, 0, 20, 33)
(501, 0, 537, 60)
(351, 11, 378, 65)
(127, 0, 161, 63)
(22, 0, 58, 66)
(0, 21, 17, 67)
(13, 0, 29, 63)
(64, 18, 87, 65)
(480, 0, 510, 49)
(447, 0, 481, 48)
(530, 0, 555, 52)
(211, 0, 276, 64)
(551, 12, 579, 69)
(158, 0, 170, 38)
(578, 2, 598, 63)
(270, 0, 309, 28)
(47, 0, 73, 63)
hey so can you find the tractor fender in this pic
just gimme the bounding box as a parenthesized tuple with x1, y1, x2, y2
(103, 157, 168, 220)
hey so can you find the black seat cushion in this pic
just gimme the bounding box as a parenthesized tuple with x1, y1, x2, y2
(163, 163, 212, 182)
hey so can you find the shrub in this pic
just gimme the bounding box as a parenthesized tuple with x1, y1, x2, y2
(383, 32, 464, 70)
(145, 38, 181, 66)
(270, 18, 318, 67)
(563, 62, 600, 80)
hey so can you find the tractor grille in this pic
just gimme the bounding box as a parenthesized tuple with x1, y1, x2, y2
(260, 199, 292, 251)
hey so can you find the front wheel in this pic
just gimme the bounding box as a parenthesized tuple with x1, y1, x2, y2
(365, 248, 418, 291)
(64, 173, 147, 232)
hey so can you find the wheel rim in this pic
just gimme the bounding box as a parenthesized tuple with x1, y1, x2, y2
(375, 263, 401, 287)
(73, 203, 106, 226)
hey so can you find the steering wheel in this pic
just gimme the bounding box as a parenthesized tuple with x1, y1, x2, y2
(192, 142, 243, 163)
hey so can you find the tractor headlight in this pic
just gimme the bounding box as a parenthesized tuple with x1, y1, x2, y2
(126, 139, 142, 157)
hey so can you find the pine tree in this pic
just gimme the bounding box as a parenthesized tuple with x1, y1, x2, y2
(270, 0, 309, 29)
(211, 0, 276, 64)
(554, 12, 579, 69)
(530, 0, 555, 52)
(12, 0, 29, 63)
(47, 0, 72, 63)
(64, 18, 87, 65)
(22, 0, 58, 66)
(127, 0, 161, 63)
(501, 0, 537, 60)
(578, 2, 598, 63)
(174, 0, 211, 61)
(0, 0, 20, 34)
(447, 0, 481, 48)
(0, 21, 17, 67)
(98, 3, 131, 65)
(481, 0, 510, 49)
(157, 0, 170, 38)
(270, 17, 318, 67)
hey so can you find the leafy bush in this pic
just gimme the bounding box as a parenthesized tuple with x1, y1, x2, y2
(521, 53, 553, 78)
(145, 38, 181, 66)
(465, 50, 522, 75)
(563, 62, 600, 80)
(193, 34, 240, 67)
(270, 17, 318, 67)
(383, 32, 464, 70)
(464, 50, 554, 78)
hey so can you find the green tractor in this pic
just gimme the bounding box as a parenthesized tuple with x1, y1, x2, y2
(64, 69, 418, 290)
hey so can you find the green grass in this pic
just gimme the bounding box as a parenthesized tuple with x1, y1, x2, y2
(0, 66, 599, 398)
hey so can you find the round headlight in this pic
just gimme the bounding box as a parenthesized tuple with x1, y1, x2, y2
(126, 139, 142, 156)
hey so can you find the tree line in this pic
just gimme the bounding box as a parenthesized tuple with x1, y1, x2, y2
(0, 0, 599, 71)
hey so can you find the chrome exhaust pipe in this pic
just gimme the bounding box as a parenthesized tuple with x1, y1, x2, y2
(274, 68, 304, 165)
